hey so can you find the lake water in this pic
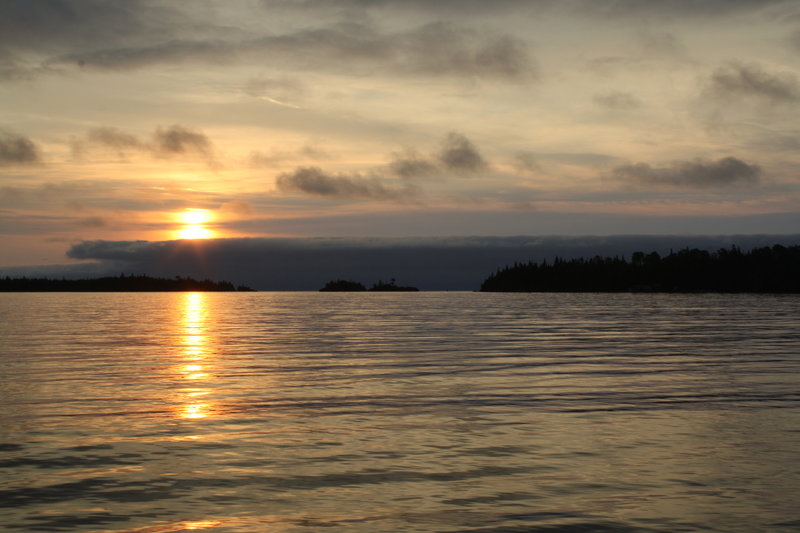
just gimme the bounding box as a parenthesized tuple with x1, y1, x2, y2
(1, 292, 799, 532)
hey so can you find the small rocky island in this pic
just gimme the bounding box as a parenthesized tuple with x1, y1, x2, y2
(320, 278, 419, 292)
(0, 275, 255, 292)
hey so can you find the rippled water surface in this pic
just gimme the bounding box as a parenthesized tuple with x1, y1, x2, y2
(1, 292, 799, 532)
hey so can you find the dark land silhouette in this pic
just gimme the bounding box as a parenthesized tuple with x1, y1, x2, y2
(320, 279, 367, 291)
(0, 275, 255, 292)
(480, 245, 800, 293)
(320, 278, 419, 292)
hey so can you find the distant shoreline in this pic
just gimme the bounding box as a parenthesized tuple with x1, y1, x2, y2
(0, 275, 255, 292)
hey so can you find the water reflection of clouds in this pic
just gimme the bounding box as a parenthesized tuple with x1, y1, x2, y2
(176, 292, 214, 420)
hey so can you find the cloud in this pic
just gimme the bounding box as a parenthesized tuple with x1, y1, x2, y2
(0, 131, 40, 165)
(266, 132, 489, 198)
(389, 148, 440, 179)
(707, 62, 800, 104)
(395, 22, 535, 81)
(54, 21, 536, 83)
(613, 157, 761, 187)
(386, 132, 489, 178)
(0, 0, 165, 51)
(152, 125, 213, 158)
(276, 166, 414, 200)
(71, 127, 143, 158)
(71, 125, 216, 163)
(439, 132, 487, 173)
(593, 91, 642, 110)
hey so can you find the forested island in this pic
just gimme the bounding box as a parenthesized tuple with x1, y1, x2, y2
(0, 275, 255, 292)
(480, 245, 800, 293)
(320, 278, 419, 292)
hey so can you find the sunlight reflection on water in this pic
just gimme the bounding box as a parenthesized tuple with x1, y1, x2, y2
(175, 292, 214, 420)
(0, 292, 799, 532)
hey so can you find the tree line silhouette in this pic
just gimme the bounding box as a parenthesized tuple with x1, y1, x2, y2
(320, 278, 419, 292)
(0, 274, 255, 292)
(480, 245, 800, 293)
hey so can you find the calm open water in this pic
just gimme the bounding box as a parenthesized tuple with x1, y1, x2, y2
(0, 292, 798, 533)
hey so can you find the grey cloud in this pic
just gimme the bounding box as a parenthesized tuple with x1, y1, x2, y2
(593, 91, 642, 110)
(72, 125, 215, 163)
(86, 127, 142, 150)
(389, 149, 440, 179)
(55, 21, 536, 82)
(0, 131, 40, 165)
(613, 157, 761, 187)
(276, 166, 414, 200)
(707, 62, 800, 104)
(439, 132, 488, 173)
(396, 22, 534, 80)
(391, 132, 489, 177)
(72, 127, 143, 158)
(152, 125, 213, 158)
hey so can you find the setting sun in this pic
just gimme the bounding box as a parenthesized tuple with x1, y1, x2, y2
(177, 226, 215, 239)
(175, 209, 216, 239)
(180, 209, 212, 225)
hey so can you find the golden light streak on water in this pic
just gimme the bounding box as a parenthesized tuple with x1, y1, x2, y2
(175, 292, 215, 419)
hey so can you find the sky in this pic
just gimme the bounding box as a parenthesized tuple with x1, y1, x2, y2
(2, 0, 800, 284)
